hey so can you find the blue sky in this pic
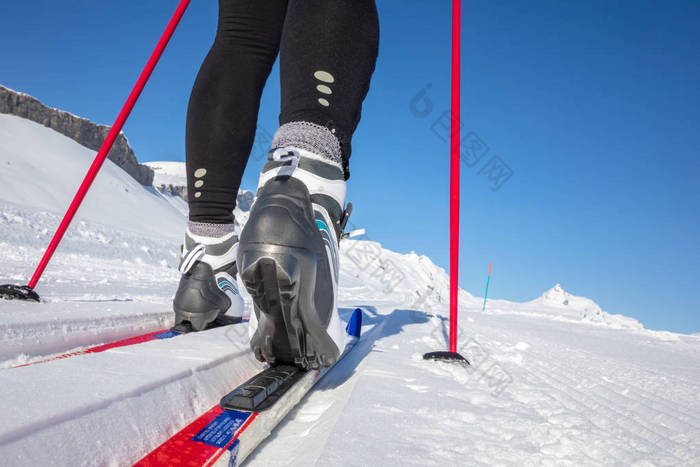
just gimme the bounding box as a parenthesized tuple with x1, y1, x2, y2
(1, 1, 698, 333)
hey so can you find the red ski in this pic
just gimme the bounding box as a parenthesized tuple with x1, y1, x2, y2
(134, 308, 362, 467)
(12, 315, 243, 369)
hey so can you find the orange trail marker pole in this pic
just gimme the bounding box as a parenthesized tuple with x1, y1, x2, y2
(482, 262, 493, 311)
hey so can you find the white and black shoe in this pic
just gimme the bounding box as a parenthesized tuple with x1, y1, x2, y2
(238, 147, 350, 369)
(173, 229, 245, 332)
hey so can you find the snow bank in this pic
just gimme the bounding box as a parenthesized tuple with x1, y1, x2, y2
(0, 114, 184, 238)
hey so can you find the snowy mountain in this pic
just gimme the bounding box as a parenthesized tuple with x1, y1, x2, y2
(144, 160, 188, 188)
(0, 85, 153, 185)
(1, 112, 699, 466)
(0, 113, 184, 237)
(535, 283, 599, 310)
(520, 283, 644, 329)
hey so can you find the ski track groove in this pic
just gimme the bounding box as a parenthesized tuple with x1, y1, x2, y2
(517, 334, 700, 435)
(576, 346, 696, 396)
(527, 354, 694, 463)
(586, 369, 700, 434)
(612, 384, 700, 433)
(0, 310, 173, 369)
(432, 328, 636, 464)
(523, 360, 681, 464)
(475, 324, 699, 464)
(569, 358, 700, 432)
(595, 352, 699, 389)
(539, 335, 700, 397)
(510, 363, 637, 462)
(591, 374, 700, 439)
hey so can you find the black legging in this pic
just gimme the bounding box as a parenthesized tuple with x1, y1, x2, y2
(186, 0, 379, 223)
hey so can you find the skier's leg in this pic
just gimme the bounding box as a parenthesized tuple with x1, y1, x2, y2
(174, 0, 287, 331)
(277, 0, 379, 179)
(239, 0, 379, 368)
(186, 0, 287, 226)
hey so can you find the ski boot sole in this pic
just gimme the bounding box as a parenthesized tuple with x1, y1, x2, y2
(240, 247, 339, 370)
(173, 308, 221, 332)
(172, 312, 242, 333)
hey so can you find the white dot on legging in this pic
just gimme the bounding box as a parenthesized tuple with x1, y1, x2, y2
(316, 84, 332, 94)
(194, 192, 202, 198)
(194, 180, 204, 188)
(314, 70, 335, 83)
(194, 168, 207, 178)
(318, 98, 330, 107)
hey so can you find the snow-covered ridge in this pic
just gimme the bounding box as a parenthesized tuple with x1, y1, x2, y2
(532, 283, 602, 313)
(0, 84, 153, 185)
(143, 160, 187, 188)
(0, 113, 184, 237)
(522, 283, 643, 329)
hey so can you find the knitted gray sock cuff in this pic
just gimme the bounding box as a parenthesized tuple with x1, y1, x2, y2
(187, 221, 235, 238)
(272, 121, 342, 166)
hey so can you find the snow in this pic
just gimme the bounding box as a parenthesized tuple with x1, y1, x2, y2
(1, 113, 699, 465)
(143, 160, 187, 188)
(0, 114, 184, 238)
(0, 326, 260, 466)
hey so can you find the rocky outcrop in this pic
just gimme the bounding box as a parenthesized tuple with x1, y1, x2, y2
(157, 184, 187, 200)
(155, 183, 253, 211)
(236, 190, 254, 211)
(0, 85, 153, 185)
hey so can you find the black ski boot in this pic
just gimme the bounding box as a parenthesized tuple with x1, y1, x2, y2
(173, 229, 244, 332)
(238, 147, 349, 369)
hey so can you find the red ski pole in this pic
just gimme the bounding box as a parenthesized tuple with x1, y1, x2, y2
(448, 0, 461, 354)
(0, 0, 190, 302)
(423, 0, 468, 364)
